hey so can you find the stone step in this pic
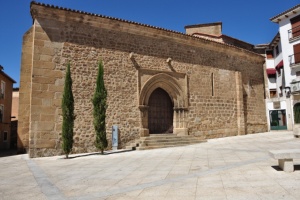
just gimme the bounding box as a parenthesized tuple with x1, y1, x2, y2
(136, 141, 205, 150)
(140, 140, 204, 146)
(125, 134, 206, 151)
(140, 136, 205, 141)
(140, 136, 204, 141)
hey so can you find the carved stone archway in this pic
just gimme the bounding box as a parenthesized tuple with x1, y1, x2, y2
(138, 72, 188, 137)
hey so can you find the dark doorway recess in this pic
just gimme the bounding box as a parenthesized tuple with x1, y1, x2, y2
(270, 109, 287, 130)
(148, 88, 174, 134)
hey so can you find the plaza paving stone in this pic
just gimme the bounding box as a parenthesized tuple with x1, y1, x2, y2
(1, 131, 300, 199)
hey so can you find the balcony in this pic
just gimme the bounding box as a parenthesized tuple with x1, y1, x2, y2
(288, 25, 300, 41)
(289, 52, 300, 68)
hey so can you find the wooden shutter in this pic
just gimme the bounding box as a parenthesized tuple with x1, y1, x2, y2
(294, 43, 300, 64)
(291, 15, 300, 38)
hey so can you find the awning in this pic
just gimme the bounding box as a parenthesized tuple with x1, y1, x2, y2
(266, 68, 276, 75)
(275, 60, 283, 69)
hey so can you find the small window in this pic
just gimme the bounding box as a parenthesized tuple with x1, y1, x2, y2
(3, 131, 7, 142)
(0, 81, 5, 99)
(266, 50, 273, 59)
(270, 89, 277, 98)
(296, 71, 300, 77)
(0, 105, 3, 123)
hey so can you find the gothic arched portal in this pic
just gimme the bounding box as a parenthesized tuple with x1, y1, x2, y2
(138, 73, 188, 137)
(148, 88, 174, 134)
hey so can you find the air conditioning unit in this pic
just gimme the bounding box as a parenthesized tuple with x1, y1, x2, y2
(291, 81, 300, 93)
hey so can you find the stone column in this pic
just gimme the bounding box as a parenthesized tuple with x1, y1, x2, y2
(173, 107, 188, 136)
(139, 105, 149, 137)
(235, 71, 245, 135)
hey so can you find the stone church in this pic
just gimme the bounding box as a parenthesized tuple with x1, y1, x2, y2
(18, 2, 268, 157)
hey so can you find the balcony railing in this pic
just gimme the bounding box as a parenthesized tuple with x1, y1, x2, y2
(288, 25, 300, 40)
(289, 52, 300, 67)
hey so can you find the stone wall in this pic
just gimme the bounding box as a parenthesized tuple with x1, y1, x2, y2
(18, 27, 33, 153)
(19, 3, 268, 157)
(185, 22, 222, 36)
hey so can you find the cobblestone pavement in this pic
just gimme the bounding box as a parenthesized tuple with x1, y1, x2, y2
(1, 131, 300, 200)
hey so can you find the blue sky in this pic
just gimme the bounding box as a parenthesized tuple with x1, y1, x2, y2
(1, 0, 299, 87)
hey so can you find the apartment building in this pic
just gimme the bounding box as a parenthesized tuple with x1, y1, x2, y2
(0, 65, 16, 149)
(265, 4, 300, 131)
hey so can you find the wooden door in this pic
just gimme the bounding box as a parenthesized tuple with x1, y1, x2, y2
(148, 88, 173, 134)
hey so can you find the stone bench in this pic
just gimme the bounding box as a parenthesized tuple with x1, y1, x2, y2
(269, 149, 300, 172)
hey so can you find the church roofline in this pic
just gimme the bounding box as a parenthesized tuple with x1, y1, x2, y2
(30, 1, 263, 58)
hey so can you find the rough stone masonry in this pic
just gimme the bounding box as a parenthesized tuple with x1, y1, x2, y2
(18, 2, 267, 157)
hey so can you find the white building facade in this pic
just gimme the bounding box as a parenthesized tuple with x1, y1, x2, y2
(265, 4, 300, 131)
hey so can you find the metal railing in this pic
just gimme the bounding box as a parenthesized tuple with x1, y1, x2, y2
(288, 25, 300, 40)
(289, 52, 300, 66)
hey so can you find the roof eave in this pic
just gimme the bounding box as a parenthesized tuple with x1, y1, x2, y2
(0, 71, 16, 84)
(270, 4, 300, 23)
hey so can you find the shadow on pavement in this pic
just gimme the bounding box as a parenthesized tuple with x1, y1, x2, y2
(65, 149, 134, 159)
(0, 149, 18, 158)
(271, 165, 300, 171)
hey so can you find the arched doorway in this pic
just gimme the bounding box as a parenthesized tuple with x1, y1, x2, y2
(294, 103, 300, 123)
(148, 88, 173, 134)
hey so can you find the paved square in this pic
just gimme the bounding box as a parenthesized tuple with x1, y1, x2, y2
(1, 131, 300, 199)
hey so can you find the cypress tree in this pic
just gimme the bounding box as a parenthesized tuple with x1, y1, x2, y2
(93, 61, 108, 154)
(61, 62, 75, 159)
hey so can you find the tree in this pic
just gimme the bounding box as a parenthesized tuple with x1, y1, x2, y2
(93, 61, 108, 154)
(61, 62, 75, 159)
